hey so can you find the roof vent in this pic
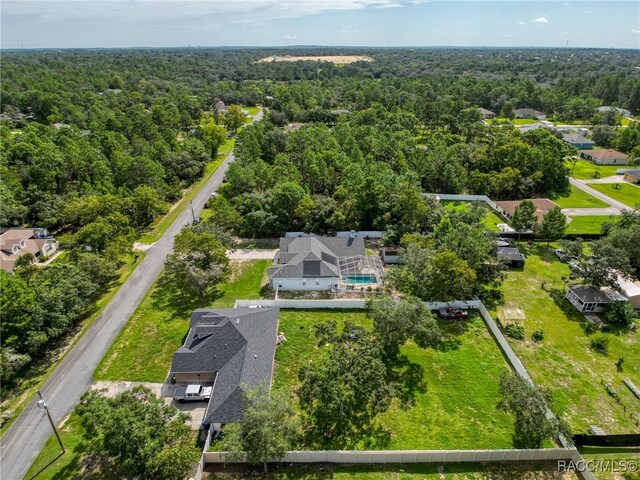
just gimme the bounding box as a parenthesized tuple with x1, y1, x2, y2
(236, 318, 240, 324)
(254, 355, 257, 359)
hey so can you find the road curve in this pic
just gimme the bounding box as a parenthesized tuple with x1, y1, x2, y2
(0, 110, 262, 480)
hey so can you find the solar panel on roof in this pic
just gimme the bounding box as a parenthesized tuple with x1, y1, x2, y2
(303, 260, 321, 277)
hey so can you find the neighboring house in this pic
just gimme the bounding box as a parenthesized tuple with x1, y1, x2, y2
(517, 123, 546, 133)
(268, 235, 383, 291)
(478, 108, 495, 119)
(514, 108, 546, 120)
(580, 149, 629, 166)
(496, 198, 559, 223)
(0, 228, 58, 273)
(596, 106, 632, 118)
(215, 100, 228, 115)
(497, 246, 526, 268)
(617, 275, 640, 309)
(170, 308, 279, 432)
(565, 285, 627, 313)
(562, 133, 595, 150)
(623, 169, 640, 184)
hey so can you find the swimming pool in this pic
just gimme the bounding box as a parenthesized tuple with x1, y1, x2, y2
(344, 275, 377, 284)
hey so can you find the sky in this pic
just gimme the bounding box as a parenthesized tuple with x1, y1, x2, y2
(2, 0, 639, 49)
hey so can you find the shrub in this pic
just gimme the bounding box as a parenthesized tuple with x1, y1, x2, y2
(590, 335, 609, 355)
(531, 330, 545, 342)
(605, 302, 637, 329)
(584, 321, 599, 335)
(505, 324, 525, 340)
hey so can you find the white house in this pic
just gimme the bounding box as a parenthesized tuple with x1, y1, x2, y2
(617, 275, 640, 309)
(565, 285, 627, 313)
(268, 235, 383, 291)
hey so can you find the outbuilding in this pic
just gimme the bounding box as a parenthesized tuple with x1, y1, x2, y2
(565, 285, 628, 313)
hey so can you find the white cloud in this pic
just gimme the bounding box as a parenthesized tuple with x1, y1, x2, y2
(499, 32, 511, 38)
(373, 3, 402, 8)
(284, 34, 298, 39)
(562, 31, 569, 35)
(518, 21, 525, 25)
(632, 29, 640, 34)
(534, 16, 549, 24)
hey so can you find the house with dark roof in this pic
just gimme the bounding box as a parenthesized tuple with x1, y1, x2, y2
(565, 285, 627, 313)
(596, 106, 632, 118)
(0, 228, 58, 273)
(514, 108, 546, 120)
(580, 149, 629, 166)
(562, 134, 595, 150)
(623, 169, 640, 185)
(171, 308, 279, 431)
(497, 246, 526, 268)
(269, 235, 381, 290)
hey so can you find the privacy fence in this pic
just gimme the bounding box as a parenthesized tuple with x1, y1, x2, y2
(220, 298, 595, 480)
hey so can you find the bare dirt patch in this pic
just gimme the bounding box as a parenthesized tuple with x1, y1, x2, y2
(258, 55, 372, 64)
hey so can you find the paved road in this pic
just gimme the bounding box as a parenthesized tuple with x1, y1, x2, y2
(0, 109, 262, 480)
(569, 177, 635, 212)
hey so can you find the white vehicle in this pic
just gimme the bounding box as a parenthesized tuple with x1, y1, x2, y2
(173, 384, 212, 403)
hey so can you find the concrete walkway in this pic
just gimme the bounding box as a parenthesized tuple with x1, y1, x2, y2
(227, 249, 277, 261)
(581, 175, 634, 184)
(561, 207, 621, 217)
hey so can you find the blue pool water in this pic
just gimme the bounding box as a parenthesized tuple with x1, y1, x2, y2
(344, 275, 377, 284)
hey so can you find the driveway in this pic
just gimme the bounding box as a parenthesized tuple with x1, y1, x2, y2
(92, 381, 209, 429)
(581, 175, 628, 184)
(569, 177, 633, 212)
(227, 248, 277, 261)
(562, 207, 621, 217)
(0, 112, 264, 480)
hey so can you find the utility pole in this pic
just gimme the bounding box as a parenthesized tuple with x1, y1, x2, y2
(37, 390, 65, 454)
(189, 200, 196, 224)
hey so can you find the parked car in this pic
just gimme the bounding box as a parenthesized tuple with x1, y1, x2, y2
(222, 175, 228, 183)
(554, 249, 569, 261)
(439, 307, 469, 319)
(173, 384, 212, 403)
(210, 192, 218, 197)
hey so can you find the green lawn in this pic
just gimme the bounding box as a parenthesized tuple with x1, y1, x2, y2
(94, 260, 270, 382)
(244, 106, 261, 116)
(497, 245, 640, 434)
(489, 117, 541, 125)
(551, 185, 609, 209)
(442, 201, 505, 232)
(204, 462, 577, 479)
(566, 159, 622, 180)
(589, 183, 640, 209)
(566, 215, 616, 235)
(272, 310, 515, 450)
(24, 414, 117, 480)
(0, 253, 144, 437)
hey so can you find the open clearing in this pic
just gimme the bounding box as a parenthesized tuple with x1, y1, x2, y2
(552, 185, 609, 209)
(258, 55, 372, 64)
(566, 215, 617, 235)
(497, 245, 640, 434)
(271, 310, 515, 450)
(442, 201, 505, 232)
(566, 159, 623, 181)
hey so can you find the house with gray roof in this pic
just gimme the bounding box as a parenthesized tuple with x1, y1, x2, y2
(562, 133, 595, 150)
(268, 235, 383, 291)
(171, 308, 279, 430)
(565, 285, 627, 313)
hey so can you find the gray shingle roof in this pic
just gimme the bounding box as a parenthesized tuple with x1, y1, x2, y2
(270, 236, 365, 279)
(562, 134, 595, 145)
(171, 308, 279, 424)
(569, 285, 626, 304)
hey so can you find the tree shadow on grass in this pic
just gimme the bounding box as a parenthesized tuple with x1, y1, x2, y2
(151, 273, 223, 321)
(385, 354, 427, 408)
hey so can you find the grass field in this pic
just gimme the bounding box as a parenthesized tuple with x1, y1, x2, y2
(272, 310, 515, 450)
(243, 106, 261, 116)
(551, 185, 609, 209)
(497, 245, 640, 434)
(489, 117, 541, 125)
(589, 183, 640, 209)
(0, 253, 144, 437)
(204, 462, 579, 479)
(566, 159, 622, 180)
(94, 260, 270, 382)
(442, 201, 505, 232)
(565, 215, 616, 235)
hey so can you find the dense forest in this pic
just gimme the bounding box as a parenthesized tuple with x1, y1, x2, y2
(1, 47, 640, 391)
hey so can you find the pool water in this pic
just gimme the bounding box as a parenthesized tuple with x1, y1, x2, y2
(344, 275, 377, 284)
